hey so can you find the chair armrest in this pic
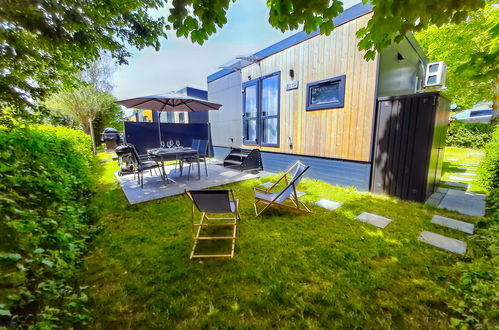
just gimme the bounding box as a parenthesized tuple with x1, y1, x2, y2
(254, 187, 270, 193)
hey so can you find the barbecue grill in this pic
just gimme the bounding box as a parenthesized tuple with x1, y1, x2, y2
(101, 127, 123, 152)
(115, 144, 135, 176)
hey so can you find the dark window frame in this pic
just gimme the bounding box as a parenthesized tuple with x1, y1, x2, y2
(242, 71, 281, 147)
(306, 74, 346, 111)
(242, 79, 259, 145)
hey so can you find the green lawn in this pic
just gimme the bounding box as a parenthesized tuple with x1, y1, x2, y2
(440, 146, 485, 193)
(84, 152, 481, 328)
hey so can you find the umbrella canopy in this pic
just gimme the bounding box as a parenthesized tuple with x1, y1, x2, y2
(115, 93, 222, 112)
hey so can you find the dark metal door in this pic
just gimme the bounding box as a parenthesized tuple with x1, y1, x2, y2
(371, 92, 449, 202)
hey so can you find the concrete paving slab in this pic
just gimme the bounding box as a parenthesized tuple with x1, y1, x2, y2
(116, 164, 258, 204)
(445, 158, 459, 161)
(431, 215, 474, 234)
(316, 199, 342, 210)
(457, 167, 476, 171)
(426, 191, 446, 206)
(438, 189, 486, 217)
(442, 182, 469, 189)
(418, 231, 467, 254)
(458, 172, 477, 177)
(355, 212, 392, 229)
(458, 163, 477, 167)
(466, 152, 484, 157)
(448, 176, 474, 182)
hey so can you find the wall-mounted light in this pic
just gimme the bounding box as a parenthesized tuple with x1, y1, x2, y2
(289, 69, 295, 79)
(396, 52, 405, 61)
(248, 75, 252, 81)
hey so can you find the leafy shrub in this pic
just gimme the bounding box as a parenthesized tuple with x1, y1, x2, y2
(478, 125, 499, 192)
(446, 121, 494, 149)
(450, 125, 499, 328)
(450, 220, 499, 328)
(0, 124, 95, 327)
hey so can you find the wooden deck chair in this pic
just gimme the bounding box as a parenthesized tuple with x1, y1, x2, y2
(185, 189, 241, 259)
(253, 161, 311, 216)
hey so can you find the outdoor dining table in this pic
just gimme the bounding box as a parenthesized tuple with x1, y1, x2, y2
(147, 147, 200, 182)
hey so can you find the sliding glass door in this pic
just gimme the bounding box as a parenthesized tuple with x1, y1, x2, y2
(242, 72, 280, 147)
(242, 80, 259, 144)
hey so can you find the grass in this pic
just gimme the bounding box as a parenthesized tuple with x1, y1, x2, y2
(440, 146, 485, 193)
(84, 151, 482, 328)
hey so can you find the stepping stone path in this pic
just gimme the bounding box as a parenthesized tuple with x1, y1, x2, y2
(316, 198, 342, 210)
(355, 212, 392, 229)
(449, 175, 474, 182)
(418, 231, 467, 254)
(445, 158, 458, 161)
(432, 215, 474, 234)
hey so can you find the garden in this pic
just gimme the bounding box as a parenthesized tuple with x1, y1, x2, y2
(1, 0, 498, 328)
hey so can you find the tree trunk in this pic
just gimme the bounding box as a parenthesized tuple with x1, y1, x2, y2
(88, 118, 96, 155)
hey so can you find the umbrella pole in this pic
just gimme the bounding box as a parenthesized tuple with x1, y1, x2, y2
(158, 111, 162, 147)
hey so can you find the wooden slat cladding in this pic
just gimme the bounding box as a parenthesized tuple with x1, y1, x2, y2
(241, 14, 377, 162)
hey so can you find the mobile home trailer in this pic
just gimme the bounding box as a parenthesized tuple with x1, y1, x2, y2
(207, 3, 448, 202)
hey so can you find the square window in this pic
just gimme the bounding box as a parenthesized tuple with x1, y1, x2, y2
(306, 75, 346, 111)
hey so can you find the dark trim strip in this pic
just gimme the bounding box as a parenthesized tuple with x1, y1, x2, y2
(207, 2, 374, 83)
(368, 55, 381, 190)
(213, 145, 372, 165)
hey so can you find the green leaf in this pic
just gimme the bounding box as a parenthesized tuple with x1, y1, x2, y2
(41, 260, 54, 268)
(0, 252, 22, 261)
(0, 309, 11, 316)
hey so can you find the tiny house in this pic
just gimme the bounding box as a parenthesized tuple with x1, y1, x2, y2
(207, 3, 448, 202)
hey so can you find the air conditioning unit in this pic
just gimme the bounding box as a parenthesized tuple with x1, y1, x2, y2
(425, 61, 447, 88)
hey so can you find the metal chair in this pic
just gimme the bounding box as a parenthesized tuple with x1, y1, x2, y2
(185, 189, 241, 259)
(128, 143, 162, 188)
(181, 139, 209, 179)
(253, 161, 311, 216)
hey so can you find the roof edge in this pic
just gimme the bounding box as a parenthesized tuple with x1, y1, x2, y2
(207, 2, 374, 84)
(405, 33, 429, 63)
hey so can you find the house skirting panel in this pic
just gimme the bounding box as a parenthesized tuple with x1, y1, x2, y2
(213, 146, 371, 191)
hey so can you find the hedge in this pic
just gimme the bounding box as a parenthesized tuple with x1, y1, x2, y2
(446, 121, 494, 149)
(450, 125, 499, 328)
(0, 125, 96, 327)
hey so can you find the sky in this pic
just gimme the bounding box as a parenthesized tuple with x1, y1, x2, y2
(113, 0, 361, 100)
(113, 0, 298, 100)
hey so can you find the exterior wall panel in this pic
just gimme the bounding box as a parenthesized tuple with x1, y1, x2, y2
(208, 71, 243, 148)
(377, 35, 428, 97)
(241, 14, 378, 162)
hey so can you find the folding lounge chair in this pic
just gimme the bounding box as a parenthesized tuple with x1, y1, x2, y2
(185, 189, 241, 259)
(253, 161, 311, 216)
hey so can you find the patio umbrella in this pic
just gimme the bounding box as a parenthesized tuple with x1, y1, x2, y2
(116, 93, 223, 145)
